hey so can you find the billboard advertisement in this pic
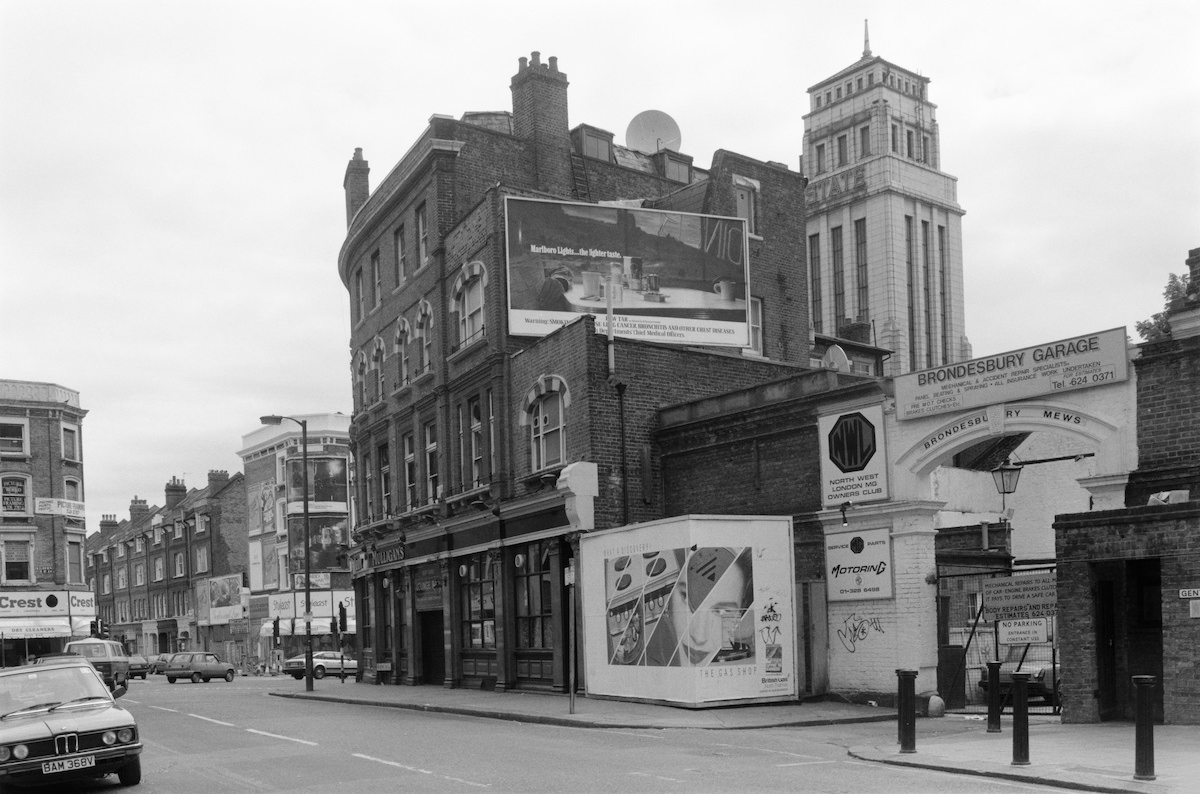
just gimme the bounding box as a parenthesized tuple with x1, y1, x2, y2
(207, 573, 243, 624)
(505, 196, 750, 347)
(581, 515, 796, 706)
(286, 457, 348, 513)
(286, 515, 349, 574)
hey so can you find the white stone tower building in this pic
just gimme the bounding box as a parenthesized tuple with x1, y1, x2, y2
(803, 25, 971, 376)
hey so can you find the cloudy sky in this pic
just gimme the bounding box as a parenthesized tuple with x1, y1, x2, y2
(3, 0, 1197, 532)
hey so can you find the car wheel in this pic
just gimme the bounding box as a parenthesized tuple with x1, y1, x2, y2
(191, 672, 202, 684)
(117, 756, 142, 786)
(313, 666, 326, 680)
(224, 670, 235, 682)
(291, 673, 303, 680)
(167, 676, 177, 684)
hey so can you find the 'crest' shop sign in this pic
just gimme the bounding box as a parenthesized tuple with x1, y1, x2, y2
(818, 404, 889, 507)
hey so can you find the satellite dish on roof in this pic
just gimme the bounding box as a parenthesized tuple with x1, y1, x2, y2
(821, 344, 850, 372)
(625, 110, 682, 154)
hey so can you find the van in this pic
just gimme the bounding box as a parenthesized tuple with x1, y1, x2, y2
(61, 638, 131, 690)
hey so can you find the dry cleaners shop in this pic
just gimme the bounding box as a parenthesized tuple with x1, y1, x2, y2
(0, 590, 98, 666)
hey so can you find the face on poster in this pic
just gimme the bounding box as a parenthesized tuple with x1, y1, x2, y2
(505, 196, 750, 347)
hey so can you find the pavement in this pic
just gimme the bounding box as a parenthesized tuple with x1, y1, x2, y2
(271, 679, 1200, 793)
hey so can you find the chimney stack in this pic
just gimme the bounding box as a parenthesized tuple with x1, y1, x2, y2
(510, 51, 572, 195)
(208, 470, 230, 493)
(343, 147, 370, 227)
(129, 497, 149, 523)
(99, 514, 118, 535)
(165, 477, 187, 509)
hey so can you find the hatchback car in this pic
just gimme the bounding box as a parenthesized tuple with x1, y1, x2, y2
(978, 645, 1061, 705)
(146, 654, 173, 675)
(163, 652, 236, 684)
(127, 655, 150, 680)
(283, 651, 357, 680)
(0, 657, 142, 789)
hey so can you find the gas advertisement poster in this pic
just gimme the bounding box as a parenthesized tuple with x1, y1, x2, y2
(505, 196, 750, 347)
(581, 515, 796, 706)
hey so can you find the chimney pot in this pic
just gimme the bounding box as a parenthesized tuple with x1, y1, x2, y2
(549, 56, 558, 72)
(518, 56, 528, 71)
(531, 51, 541, 67)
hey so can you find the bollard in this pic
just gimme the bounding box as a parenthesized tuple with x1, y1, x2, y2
(1010, 672, 1030, 766)
(986, 660, 1002, 733)
(1133, 675, 1156, 781)
(896, 669, 918, 754)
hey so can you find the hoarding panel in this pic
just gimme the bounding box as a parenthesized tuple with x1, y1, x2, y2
(505, 196, 750, 347)
(581, 515, 796, 705)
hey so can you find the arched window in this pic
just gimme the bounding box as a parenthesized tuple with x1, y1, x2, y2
(416, 300, 434, 376)
(394, 318, 412, 387)
(520, 375, 570, 471)
(372, 338, 386, 401)
(452, 261, 488, 347)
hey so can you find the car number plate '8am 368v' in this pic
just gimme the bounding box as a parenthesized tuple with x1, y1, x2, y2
(42, 755, 95, 774)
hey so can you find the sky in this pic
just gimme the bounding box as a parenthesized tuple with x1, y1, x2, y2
(2, 0, 1197, 534)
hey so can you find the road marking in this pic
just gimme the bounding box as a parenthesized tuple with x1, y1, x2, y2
(776, 760, 836, 767)
(148, 706, 181, 713)
(245, 729, 318, 746)
(714, 742, 824, 761)
(353, 753, 490, 787)
(188, 714, 236, 726)
(630, 771, 686, 782)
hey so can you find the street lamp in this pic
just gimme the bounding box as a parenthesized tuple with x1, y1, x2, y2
(991, 459, 1023, 496)
(261, 414, 313, 692)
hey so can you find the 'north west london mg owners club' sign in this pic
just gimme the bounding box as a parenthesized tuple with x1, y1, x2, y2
(818, 404, 889, 508)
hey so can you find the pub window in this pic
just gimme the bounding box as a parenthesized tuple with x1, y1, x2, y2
(530, 393, 563, 471)
(417, 203, 429, 266)
(378, 442, 392, 516)
(403, 433, 417, 510)
(394, 225, 408, 284)
(515, 541, 554, 650)
(371, 250, 382, 309)
(0, 420, 28, 456)
(468, 396, 484, 488)
(460, 551, 497, 649)
(458, 276, 485, 347)
(424, 421, 438, 504)
(354, 268, 365, 324)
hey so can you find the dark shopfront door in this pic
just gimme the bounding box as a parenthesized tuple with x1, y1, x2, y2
(419, 611, 444, 685)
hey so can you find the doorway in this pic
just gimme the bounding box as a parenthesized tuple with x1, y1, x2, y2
(419, 611, 444, 685)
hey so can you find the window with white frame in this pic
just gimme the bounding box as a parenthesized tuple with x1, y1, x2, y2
(195, 545, 208, 573)
(371, 250, 382, 309)
(134, 536, 144, 553)
(373, 339, 386, 402)
(733, 175, 759, 235)
(394, 321, 411, 387)
(174, 551, 185, 577)
(403, 432, 417, 510)
(424, 421, 438, 504)
(153, 556, 164, 582)
(134, 562, 144, 587)
(61, 424, 80, 462)
(468, 396, 484, 488)
(117, 566, 127, 590)
(2, 537, 32, 583)
(153, 527, 162, 545)
(196, 515, 207, 534)
(458, 276, 485, 346)
(173, 522, 183, 540)
(417, 203, 429, 266)
(394, 225, 408, 284)
(116, 541, 125, 558)
(530, 392, 564, 471)
(1, 475, 31, 517)
(378, 442, 392, 516)
(416, 306, 434, 376)
(0, 420, 29, 456)
(67, 536, 83, 583)
(101, 572, 111, 594)
(354, 268, 365, 323)
(747, 297, 763, 356)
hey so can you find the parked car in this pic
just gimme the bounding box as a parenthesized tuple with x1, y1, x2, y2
(163, 652, 236, 683)
(146, 654, 174, 675)
(0, 656, 142, 788)
(127, 655, 150, 680)
(978, 644, 1061, 705)
(283, 651, 357, 680)
(60, 638, 131, 691)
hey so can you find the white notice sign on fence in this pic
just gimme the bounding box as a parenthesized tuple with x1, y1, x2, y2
(983, 573, 1057, 621)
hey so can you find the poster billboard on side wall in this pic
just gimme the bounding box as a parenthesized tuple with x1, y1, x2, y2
(580, 515, 796, 706)
(505, 196, 750, 347)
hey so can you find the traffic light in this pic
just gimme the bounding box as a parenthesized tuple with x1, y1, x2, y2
(100, 620, 110, 639)
(272, 617, 280, 638)
(89, 620, 98, 636)
(338, 603, 348, 633)
(330, 619, 338, 635)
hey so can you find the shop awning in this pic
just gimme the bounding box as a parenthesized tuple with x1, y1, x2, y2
(0, 617, 74, 638)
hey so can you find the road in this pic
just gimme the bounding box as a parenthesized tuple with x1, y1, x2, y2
(56, 675, 1067, 793)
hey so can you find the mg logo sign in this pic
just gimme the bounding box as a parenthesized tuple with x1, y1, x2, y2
(828, 412, 876, 473)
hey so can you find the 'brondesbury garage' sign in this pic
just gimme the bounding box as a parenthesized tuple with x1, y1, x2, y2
(894, 327, 1128, 420)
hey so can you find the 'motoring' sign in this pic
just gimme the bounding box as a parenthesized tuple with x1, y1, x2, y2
(818, 404, 889, 507)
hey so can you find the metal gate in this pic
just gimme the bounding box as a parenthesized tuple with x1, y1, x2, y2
(936, 565, 1059, 714)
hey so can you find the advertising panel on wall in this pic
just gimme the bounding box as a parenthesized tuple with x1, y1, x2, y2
(286, 515, 349, 574)
(207, 573, 243, 624)
(817, 404, 889, 508)
(505, 196, 751, 347)
(825, 528, 893, 601)
(894, 327, 1128, 420)
(286, 458, 348, 513)
(580, 515, 796, 706)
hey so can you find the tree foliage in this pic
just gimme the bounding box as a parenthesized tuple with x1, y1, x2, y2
(1135, 272, 1193, 341)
